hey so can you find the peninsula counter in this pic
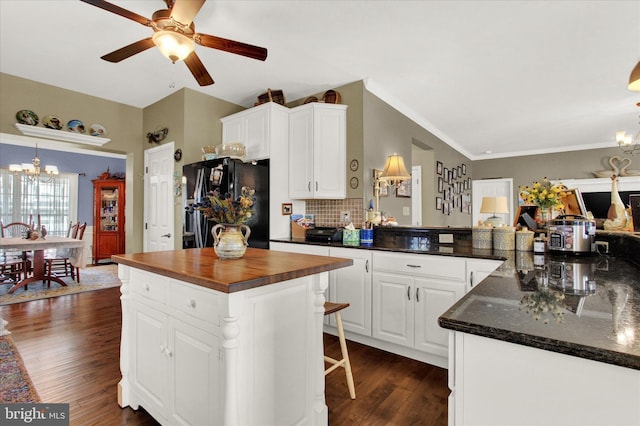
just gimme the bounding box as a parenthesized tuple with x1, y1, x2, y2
(112, 247, 352, 426)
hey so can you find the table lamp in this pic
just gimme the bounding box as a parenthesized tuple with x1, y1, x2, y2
(480, 196, 509, 227)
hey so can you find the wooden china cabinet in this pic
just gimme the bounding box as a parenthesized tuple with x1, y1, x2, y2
(92, 176, 125, 264)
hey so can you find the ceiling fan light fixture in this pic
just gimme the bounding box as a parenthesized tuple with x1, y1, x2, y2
(629, 59, 640, 91)
(152, 30, 195, 63)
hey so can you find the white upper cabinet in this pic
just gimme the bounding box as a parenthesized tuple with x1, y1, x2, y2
(221, 102, 289, 161)
(289, 103, 347, 199)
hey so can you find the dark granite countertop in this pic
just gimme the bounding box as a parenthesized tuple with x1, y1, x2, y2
(270, 237, 507, 261)
(439, 251, 640, 370)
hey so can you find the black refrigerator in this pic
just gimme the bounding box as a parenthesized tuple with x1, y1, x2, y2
(183, 158, 269, 249)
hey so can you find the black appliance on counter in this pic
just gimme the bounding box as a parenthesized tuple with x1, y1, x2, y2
(305, 227, 343, 243)
(183, 158, 269, 249)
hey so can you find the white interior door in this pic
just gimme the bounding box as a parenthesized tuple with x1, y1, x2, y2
(144, 143, 174, 252)
(411, 165, 422, 226)
(472, 178, 514, 226)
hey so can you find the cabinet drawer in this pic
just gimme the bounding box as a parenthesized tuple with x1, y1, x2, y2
(169, 280, 222, 326)
(130, 269, 168, 303)
(373, 252, 465, 281)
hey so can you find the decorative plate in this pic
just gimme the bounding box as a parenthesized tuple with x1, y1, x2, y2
(89, 123, 107, 137)
(16, 110, 39, 126)
(67, 119, 86, 133)
(43, 115, 64, 130)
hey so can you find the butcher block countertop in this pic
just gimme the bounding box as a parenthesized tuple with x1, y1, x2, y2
(112, 247, 352, 293)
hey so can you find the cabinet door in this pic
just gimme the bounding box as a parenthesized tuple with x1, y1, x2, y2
(133, 303, 169, 415)
(329, 247, 372, 336)
(312, 107, 346, 198)
(372, 272, 413, 347)
(222, 116, 244, 145)
(466, 259, 502, 292)
(414, 278, 464, 357)
(169, 319, 221, 426)
(288, 108, 314, 198)
(244, 108, 269, 160)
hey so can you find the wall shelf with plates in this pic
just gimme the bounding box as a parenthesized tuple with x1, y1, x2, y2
(14, 123, 110, 146)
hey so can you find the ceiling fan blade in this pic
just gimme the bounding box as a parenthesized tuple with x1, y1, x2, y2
(101, 38, 155, 63)
(170, 0, 206, 27)
(194, 33, 267, 61)
(184, 52, 214, 86)
(80, 0, 151, 26)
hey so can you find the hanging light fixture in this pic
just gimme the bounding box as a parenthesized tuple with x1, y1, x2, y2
(9, 144, 59, 182)
(616, 103, 640, 155)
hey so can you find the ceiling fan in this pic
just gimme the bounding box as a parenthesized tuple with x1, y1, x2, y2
(80, 0, 268, 86)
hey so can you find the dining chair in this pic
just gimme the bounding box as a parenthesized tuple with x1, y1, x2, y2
(1, 221, 32, 286)
(45, 222, 86, 285)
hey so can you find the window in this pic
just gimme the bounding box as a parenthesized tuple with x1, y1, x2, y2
(0, 168, 78, 236)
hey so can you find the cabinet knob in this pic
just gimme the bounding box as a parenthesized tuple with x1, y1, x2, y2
(187, 299, 196, 309)
(144, 284, 150, 291)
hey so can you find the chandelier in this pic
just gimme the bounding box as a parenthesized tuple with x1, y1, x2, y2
(9, 144, 59, 182)
(616, 103, 640, 156)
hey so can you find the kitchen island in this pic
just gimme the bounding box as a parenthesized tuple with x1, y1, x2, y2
(112, 247, 352, 426)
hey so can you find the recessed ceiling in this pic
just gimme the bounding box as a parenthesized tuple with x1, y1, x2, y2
(1, 0, 638, 159)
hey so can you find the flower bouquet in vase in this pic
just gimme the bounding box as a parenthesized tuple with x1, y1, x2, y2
(197, 186, 256, 259)
(518, 177, 568, 227)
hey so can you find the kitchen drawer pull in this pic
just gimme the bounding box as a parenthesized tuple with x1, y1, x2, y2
(406, 264, 422, 268)
(416, 287, 420, 302)
(187, 299, 196, 309)
(407, 286, 411, 300)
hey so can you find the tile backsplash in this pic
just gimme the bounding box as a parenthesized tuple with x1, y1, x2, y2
(305, 198, 364, 227)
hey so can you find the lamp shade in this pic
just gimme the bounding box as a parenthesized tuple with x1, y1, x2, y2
(629, 60, 640, 91)
(480, 196, 509, 214)
(152, 30, 195, 63)
(379, 154, 411, 182)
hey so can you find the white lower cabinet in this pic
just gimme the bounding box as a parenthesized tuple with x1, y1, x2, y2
(372, 252, 465, 361)
(328, 247, 372, 336)
(466, 258, 502, 292)
(129, 273, 221, 425)
(269, 242, 501, 368)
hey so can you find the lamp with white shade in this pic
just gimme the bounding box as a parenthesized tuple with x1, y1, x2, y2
(480, 196, 509, 227)
(373, 153, 411, 213)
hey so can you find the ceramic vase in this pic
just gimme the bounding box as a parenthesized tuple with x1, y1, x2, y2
(211, 223, 251, 259)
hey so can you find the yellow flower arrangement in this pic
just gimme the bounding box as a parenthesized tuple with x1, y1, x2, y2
(518, 177, 568, 210)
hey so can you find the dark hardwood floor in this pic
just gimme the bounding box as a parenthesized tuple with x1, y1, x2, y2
(1, 287, 448, 426)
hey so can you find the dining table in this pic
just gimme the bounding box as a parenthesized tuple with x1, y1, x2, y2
(0, 236, 87, 294)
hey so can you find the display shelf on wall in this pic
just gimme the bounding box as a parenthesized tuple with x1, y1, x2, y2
(15, 123, 110, 146)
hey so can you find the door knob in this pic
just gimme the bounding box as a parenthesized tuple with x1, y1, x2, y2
(161, 233, 171, 238)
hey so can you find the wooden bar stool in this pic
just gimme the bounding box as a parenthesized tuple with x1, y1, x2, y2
(324, 301, 356, 399)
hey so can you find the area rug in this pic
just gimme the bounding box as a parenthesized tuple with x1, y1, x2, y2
(0, 264, 120, 305)
(0, 335, 40, 403)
